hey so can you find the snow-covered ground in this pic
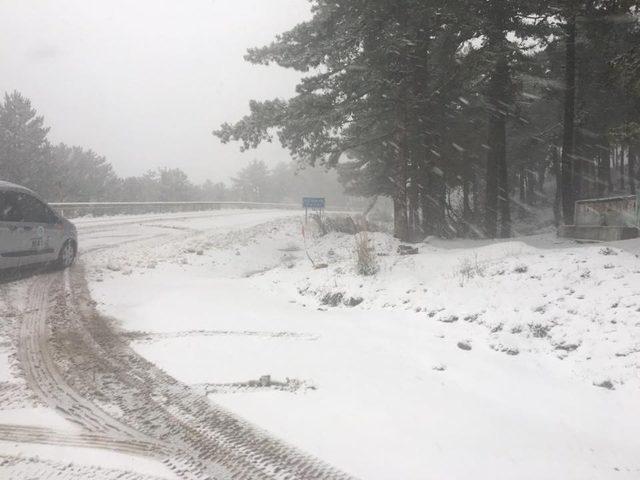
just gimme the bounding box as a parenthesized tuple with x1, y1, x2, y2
(86, 212, 640, 480)
(0, 210, 298, 479)
(0, 281, 179, 480)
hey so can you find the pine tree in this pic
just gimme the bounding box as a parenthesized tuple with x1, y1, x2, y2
(50, 143, 121, 201)
(232, 160, 271, 202)
(0, 91, 52, 193)
(214, 0, 640, 239)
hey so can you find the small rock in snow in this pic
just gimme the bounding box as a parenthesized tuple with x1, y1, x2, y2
(457, 341, 472, 351)
(554, 342, 580, 352)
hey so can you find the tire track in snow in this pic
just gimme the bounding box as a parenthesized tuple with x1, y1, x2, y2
(0, 424, 161, 457)
(0, 454, 172, 480)
(17, 272, 163, 441)
(11, 211, 354, 480)
(58, 263, 353, 479)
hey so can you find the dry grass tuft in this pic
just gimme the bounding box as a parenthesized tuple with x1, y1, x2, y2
(354, 231, 378, 276)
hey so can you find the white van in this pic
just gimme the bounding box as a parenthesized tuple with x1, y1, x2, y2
(0, 181, 77, 270)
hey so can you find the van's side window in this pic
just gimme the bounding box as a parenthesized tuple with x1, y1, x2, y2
(0, 192, 58, 223)
(1, 192, 24, 222)
(16, 193, 54, 223)
(0, 192, 6, 222)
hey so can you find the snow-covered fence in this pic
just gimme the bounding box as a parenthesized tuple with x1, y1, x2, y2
(50, 201, 301, 218)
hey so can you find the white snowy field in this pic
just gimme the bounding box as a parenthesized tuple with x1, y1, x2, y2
(86, 212, 640, 480)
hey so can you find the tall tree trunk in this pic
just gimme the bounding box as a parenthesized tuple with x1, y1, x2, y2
(484, 55, 509, 238)
(629, 144, 638, 195)
(420, 178, 431, 235)
(618, 145, 626, 193)
(561, 10, 577, 224)
(472, 163, 479, 225)
(413, 13, 431, 239)
(629, 145, 636, 195)
(463, 179, 471, 236)
(596, 141, 607, 196)
(573, 142, 581, 203)
(394, 196, 409, 241)
(607, 148, 613, 193)
(463, 153, 472, 237)
(537, 166, 546, 201)
(423, 169, 447, 237)
(497, 129, 511, 238)
(527, 170, 536, 205)
(436, 176, 447, 236)
(583, 145, 596, 198)
(392, 5, 410, 243)
(394, 120, 410, 242)
(485, 120, 499, 238)
(407, 167, 419, 239)
(574, 131, 584, 201)
(553, 146, 562, 227)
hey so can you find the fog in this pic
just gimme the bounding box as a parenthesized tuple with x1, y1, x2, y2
(0, 0, 311, 182)
(2, 3, 640, 480)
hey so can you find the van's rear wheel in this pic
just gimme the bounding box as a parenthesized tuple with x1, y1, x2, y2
(58, 240, 76, 269)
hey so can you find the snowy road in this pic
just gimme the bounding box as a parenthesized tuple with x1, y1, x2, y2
(75, 209, 294, 253)
(1, 210, 353, 480)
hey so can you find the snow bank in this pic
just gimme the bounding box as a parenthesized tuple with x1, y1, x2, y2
(88, 214, 640, 480)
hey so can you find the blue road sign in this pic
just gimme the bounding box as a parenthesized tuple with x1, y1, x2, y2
(303, 197, 325, 209)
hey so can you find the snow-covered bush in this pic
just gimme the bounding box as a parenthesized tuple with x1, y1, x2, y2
(513, 263, 528, 273)
(322, 215, 359, 234)
(354, 231, 378, 276)
(457, 254, 485, 285)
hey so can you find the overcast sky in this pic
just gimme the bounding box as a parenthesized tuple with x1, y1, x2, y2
(0, 0, 311, 182)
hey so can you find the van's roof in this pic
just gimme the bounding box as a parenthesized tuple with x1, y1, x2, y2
(0, 180, 38, 196)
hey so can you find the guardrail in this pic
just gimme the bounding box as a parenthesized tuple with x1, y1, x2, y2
(49, 201, 302, 219)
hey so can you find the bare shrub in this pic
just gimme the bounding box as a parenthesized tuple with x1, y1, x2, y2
(311, 213, 329, 235)
(513, 263, 528, 273)
(321, 214, 381, 235)
(457, 254, 485, 285)
(319, 215, 357, 234)
(354, 231, 378, 276)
